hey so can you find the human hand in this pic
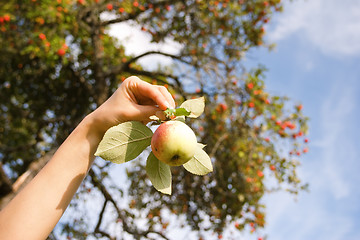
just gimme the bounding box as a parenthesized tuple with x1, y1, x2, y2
(88, 76, 176, 135)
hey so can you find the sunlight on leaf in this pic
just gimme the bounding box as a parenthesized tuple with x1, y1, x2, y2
(95, 121, 153, 164)
(183, 144, 213, 175)
(180, 96, 205, 118)
(146, 152, 172, 195)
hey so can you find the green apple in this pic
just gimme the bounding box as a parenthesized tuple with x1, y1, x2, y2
(151, 120, 197, 166)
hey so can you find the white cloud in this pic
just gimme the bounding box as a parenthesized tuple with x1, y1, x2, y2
(107, 20, 182, 70)
(268, 0, 360, 57)
(316, 80, 357, 199)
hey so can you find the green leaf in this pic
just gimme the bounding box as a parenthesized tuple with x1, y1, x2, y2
(175, 107, 191, 117)
(180, 96, 205, 118)
(183, 145, 213, 175)
(95, 121, 153, 164)
(164, 108, 176, 119)
(146, 152, 172, 195)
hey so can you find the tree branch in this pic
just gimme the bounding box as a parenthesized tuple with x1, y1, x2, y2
(89, 168, 171, 240)
(125, 68, 187, 98)
(94, 200, 111, 239)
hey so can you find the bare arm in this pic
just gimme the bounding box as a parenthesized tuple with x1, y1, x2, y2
(0, 76, 175, 240)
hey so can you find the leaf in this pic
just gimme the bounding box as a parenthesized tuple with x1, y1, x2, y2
(146, 152, 172, 195)
(95, 121, 153, 164)
(180, 96, 205, 118)
(183, 146, 213, 175)
(197, 143, 207, 149)
(149, 115, 160, 121)
(175, 107, 191, 117)
(175, 116, 186, 122)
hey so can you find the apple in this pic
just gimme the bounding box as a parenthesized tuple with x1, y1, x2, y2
(151, 120, 197, 166)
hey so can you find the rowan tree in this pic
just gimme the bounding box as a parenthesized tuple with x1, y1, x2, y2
(0, 0, 309, 239)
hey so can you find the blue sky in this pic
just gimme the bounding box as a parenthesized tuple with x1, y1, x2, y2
(98, 1, 360, 239)
(247, 0, 360, 239)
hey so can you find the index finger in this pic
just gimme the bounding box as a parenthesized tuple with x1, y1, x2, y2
(135, 81, 175, 110)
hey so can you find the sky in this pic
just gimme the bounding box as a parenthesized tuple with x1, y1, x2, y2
(248, 0, 360, 239)
(67, 1, 360, 239)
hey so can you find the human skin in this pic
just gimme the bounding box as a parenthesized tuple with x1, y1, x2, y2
(0, 76, 175, 240)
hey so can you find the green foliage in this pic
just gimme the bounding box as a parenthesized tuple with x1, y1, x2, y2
(0, 0, 308, 239)
(95, 121, 153, 164)
(183, 144, 213, 175)
(146, 151, 172, 195)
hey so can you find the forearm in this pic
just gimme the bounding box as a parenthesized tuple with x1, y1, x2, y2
(0, 114, 103, 240)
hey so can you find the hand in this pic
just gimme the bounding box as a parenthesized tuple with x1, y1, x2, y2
(89, 76, 176, 135)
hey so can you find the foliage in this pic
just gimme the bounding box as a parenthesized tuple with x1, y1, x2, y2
(0, 0, 308, 239)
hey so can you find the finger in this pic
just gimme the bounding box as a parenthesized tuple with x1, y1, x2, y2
(129, 104, 160, 122)
(157, 85, 176, 109)
(135, 82, 173, 111)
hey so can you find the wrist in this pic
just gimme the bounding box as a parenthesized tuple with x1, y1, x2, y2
(80, 113, 107, 146)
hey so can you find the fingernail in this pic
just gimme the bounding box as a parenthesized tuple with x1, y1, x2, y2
(164, 101, 171, 109)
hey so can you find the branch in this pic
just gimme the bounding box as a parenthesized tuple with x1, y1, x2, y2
(89, 169, 138, 238)
(143, 230, 170, 240)
(127, 51, 190, 66)
(105, 50, 189, 78)
(100, 0, 177, 27)
(210, 133, 229, 158)
(101, 12, 140, 26)
(94, 200, 112, 240)
(89, 168, 171, 240)
(125, 68, 187, 98)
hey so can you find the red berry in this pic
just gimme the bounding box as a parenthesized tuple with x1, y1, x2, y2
(303, 147, 309, 153)
(39, 33, 46, 40)
(248, 102, 255, 108)
(107, 3, 113, 11)
(133, 1, 139, 7)
(304, 138, 309, 143)
(270, 165, 276, 171)
(247, 82, 254, 89)
(257, 170, 264, 177)
(57, 48, 66, 56)
(119, 7, 125, 13)
(3, 14, 10, 22)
